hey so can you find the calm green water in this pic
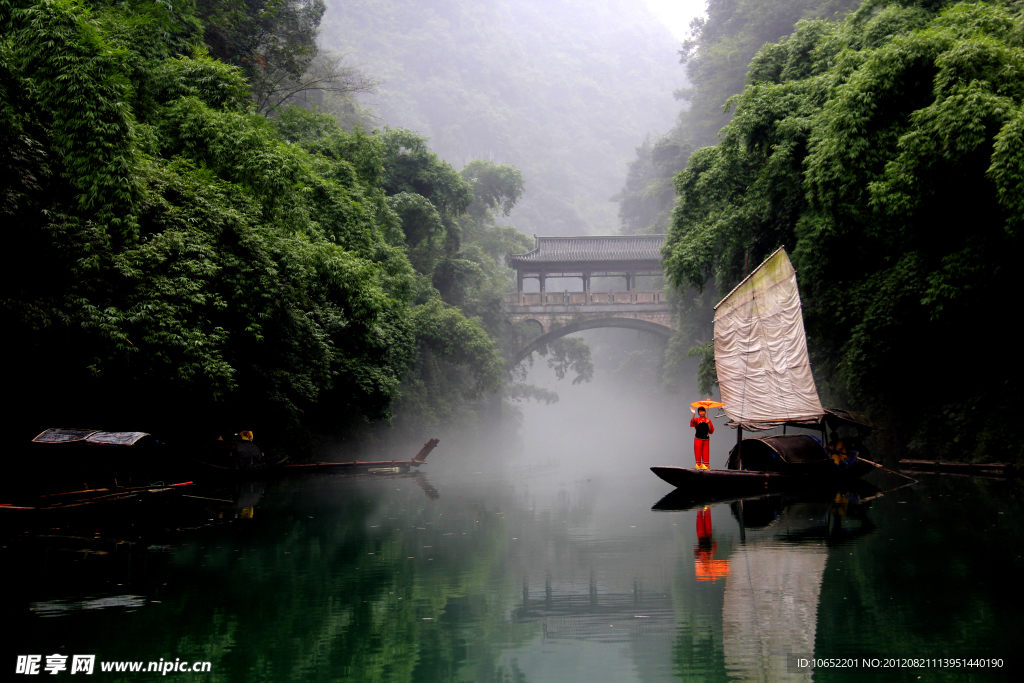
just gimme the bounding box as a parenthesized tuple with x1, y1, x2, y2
(3, 446, 1023, 682)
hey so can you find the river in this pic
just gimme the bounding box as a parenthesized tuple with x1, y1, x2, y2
(3, 431, 1022, 682)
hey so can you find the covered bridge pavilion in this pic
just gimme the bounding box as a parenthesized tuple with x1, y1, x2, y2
(509, 234, 667, 297)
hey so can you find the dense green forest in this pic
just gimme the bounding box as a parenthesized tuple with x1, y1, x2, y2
(660, 0, 1024, 461)
(5, 0, 1022, 462)
(319, 0, 680, 236)
(1, 0, 574, 451)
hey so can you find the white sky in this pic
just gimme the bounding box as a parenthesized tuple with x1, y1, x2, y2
(643, 0, 708, 41)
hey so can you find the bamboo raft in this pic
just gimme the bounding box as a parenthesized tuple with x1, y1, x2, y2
(898, 460, 1016, 477)
(0, 482, 193, 512)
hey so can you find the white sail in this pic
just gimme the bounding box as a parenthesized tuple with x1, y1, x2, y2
(714, 248, 824, 428)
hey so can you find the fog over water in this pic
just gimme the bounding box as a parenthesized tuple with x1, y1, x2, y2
(513, 328, 720, 471)
(5, 342, 1023, 682)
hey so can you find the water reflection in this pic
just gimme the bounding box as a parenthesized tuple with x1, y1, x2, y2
(3, 458, 1023, 682)
(721, 495, 861, 683)
(694, 506, 730, 581)
(514, 574, 676, 643)
(657, 488, 881, 683)
(727, 490, 878, 547)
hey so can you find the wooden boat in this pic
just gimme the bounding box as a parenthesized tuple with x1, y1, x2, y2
(193, 452, 288, 476)
(20, 427, 186, 490)
(898, 459, 1016, 477)
(0, 481, 193, 515)
(652, 441, 876, 499)
(283, 438, 440, 474)
(193, 434, 288, 478)
(653, 249, 877, 492)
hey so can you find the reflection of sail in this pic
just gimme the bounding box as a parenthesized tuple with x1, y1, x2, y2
(722, 545, 827, 682)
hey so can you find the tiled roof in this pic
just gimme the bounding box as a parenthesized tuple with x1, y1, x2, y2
(510, 235, 666, 264)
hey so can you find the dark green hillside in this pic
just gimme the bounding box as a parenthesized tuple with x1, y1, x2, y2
(617, 0, 863, 237)
(664, 0, 1024, 462)
(0, 0, 549, 451)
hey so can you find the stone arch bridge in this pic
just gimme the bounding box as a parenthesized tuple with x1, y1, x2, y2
(505, 235, 673, 366)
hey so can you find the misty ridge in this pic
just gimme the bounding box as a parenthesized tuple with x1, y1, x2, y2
(320, 0, 682, 237)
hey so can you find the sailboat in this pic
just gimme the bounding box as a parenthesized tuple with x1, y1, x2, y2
(652, 248, 876, 493)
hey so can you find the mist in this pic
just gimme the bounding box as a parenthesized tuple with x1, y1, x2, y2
(514, 328, 727, 473)
(319, 0, 684, 236)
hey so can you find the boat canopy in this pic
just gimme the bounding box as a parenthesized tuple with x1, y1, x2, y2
(726, 434, 829, 471)
(714, 248, 824, 431)
(84, 431, 150, 446)
(32, 428, 150, 446)
(823, 408, 877, 431)
(32, 428, 97, 443)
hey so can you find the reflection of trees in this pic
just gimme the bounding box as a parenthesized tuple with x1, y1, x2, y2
(662, 479, 1024, 681)
(815, 477, 1024, 673)
(666, 492, 873, 682)
(667, 504, 734, 683)
(10, 476, 539, 682)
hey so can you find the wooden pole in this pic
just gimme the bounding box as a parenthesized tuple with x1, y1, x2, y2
(736, 426, 743, 470)
(412, 438, 440, 463)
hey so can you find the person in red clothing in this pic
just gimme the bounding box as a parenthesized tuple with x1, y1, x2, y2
(690, 406, 714, 469)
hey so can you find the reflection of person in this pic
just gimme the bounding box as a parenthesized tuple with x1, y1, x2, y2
(696, 505, 714, 547)
(694, 506, 729, 580)
(689, 406, 715, 470)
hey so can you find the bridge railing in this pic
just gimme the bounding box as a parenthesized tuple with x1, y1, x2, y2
(504, 291, 667, 306)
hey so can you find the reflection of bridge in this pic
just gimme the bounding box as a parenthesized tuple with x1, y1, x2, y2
(515, 579, 676, 643)
(505, 235, 673, 365)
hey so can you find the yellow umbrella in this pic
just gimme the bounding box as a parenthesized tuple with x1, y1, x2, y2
(690, 399, 726, 410)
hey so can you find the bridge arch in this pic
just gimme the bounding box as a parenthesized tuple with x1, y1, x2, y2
(517, 317, 546, 334)
(508, 317, 672, 368)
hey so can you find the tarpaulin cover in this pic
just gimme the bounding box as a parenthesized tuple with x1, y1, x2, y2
(714, 248, 824, 428)
(32, 428, 98, 443)
(84, 431, 150, 446)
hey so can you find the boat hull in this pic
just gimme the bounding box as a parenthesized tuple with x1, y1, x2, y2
(0, 484, 191, 526)
(282, 460, 421, 473)
(191, 455, 288, 479)
(651, 460, 873, 495)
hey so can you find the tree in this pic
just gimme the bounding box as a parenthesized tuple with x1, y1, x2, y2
(1, 1, 418, 448)
(664, 0, 1024, 461)
(615, 0, 862, 238)
(196, 0, 376, 114)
